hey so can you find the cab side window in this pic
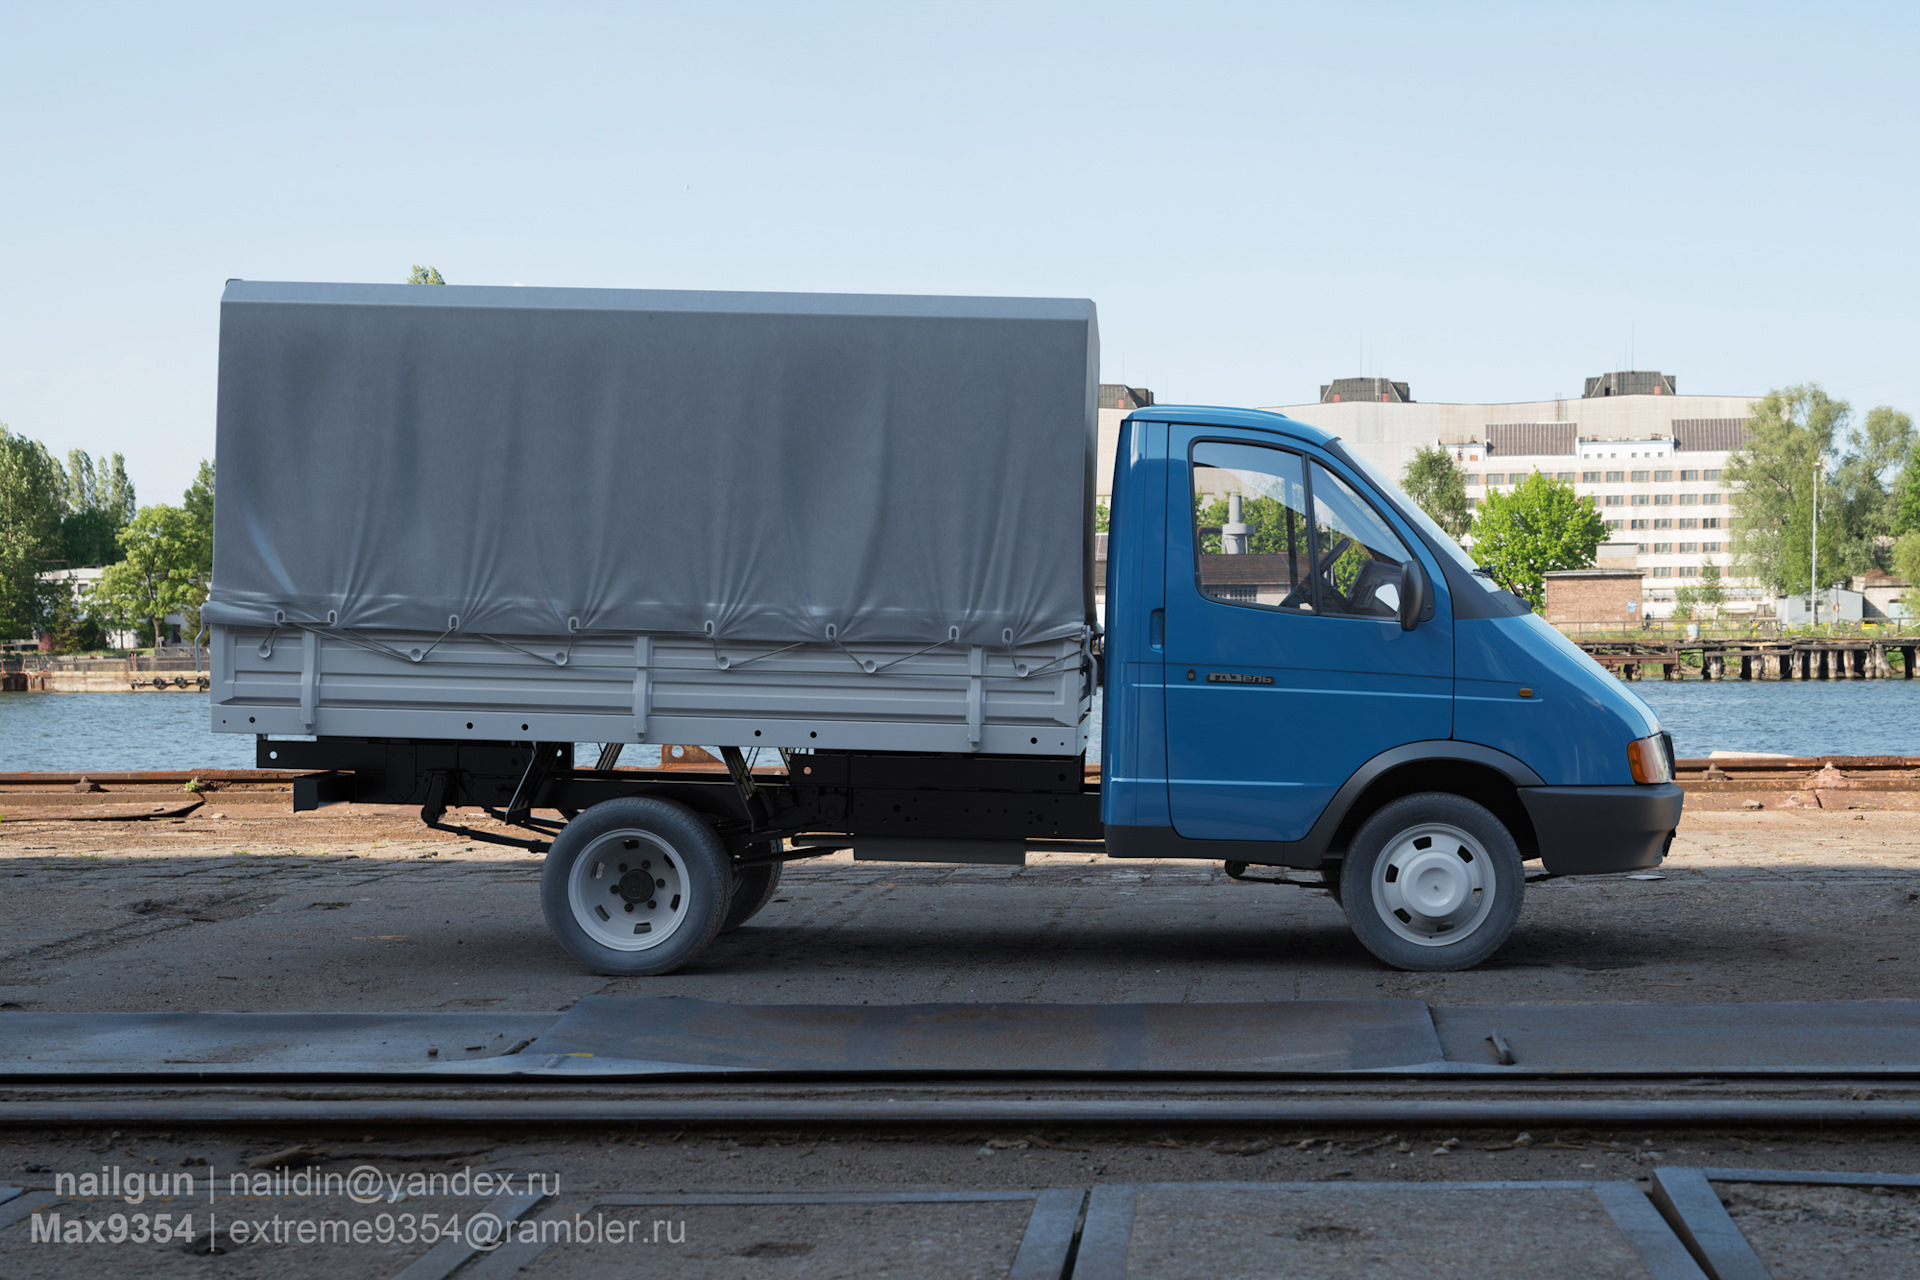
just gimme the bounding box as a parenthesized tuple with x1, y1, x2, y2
(1191, 442, 1314, 612)
(1309, 462, 1413, 619)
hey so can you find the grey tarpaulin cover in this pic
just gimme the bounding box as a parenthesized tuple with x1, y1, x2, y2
(206, 281, 1098, 647)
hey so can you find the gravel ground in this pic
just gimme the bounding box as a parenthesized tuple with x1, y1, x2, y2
(4, 800, 1919, 1276)
(1, 803, 1918, 1010)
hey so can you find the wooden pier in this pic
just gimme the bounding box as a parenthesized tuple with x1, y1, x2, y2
(1577, 638, 1919, 681)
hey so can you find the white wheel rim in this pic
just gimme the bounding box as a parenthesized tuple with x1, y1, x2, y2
(1370, 821, 1496, 947)
(567, 829, 690, 952)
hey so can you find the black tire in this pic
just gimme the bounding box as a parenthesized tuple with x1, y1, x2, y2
(540, 798, 732, 976)
(1224, 861, 1250, 880)
(1338, 792, 1523, 972)
(722, 857, 783, 932)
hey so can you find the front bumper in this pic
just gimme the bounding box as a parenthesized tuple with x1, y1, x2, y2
(1518, 783, 1684, 875)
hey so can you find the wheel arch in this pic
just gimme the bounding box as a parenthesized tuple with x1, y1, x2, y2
(1317, 742, 1542, 865)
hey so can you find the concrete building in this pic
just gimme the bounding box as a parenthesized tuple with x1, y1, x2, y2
(1096, 384, 1153, 504)
(1775, 588, 1865, 627)
(32, 566, 183, 650)
(1265, 372, 1760, 617)
(1852, 571, 1913, 622)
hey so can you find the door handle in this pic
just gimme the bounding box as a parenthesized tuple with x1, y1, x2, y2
(1149, 609, 1165, 651)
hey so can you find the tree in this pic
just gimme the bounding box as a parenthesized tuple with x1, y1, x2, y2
(1893, 426, 1920, 538)
(1725, 385, 1869, 596)
(407, 265, 447, 285)
(1399, 445, 1471, 538)
(1832, 405, 1913, 568)
(1194, 492, 1304, 556)
(1698, 562, 1724, 616)
(1671, 585, 1697, 620)
(0, 424, 63, 638)
(51, 449, 135, 567)
(1895, 531, 1920, 594)
(1469, 471, 1608, 610)
(179, 460, 215, 636)
(42, 580, 106, 653)
(1094, 500, 1109, 534)
(93, 505, 197, 649)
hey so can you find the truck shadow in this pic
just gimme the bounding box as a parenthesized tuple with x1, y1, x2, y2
(688, 918, 1733, 978)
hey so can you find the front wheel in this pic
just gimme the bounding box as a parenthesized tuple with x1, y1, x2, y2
(1339, 792, 1523, 972)
(540, 798, 732, 975)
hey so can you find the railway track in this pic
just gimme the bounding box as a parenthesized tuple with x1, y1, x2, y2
(6, 1077, 1920, 1130)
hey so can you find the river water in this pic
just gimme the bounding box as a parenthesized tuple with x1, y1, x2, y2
(0, 693, 664, 773)
(1, 681, 1915, 772)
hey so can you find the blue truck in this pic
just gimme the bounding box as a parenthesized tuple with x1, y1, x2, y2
(211, 282, 1682, 977)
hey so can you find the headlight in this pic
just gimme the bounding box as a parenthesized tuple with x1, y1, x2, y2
(1628, 734, 1673, 785)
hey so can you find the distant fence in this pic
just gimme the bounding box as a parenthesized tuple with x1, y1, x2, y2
(2, 655, 206, 675)
(1, 651, 209, 692)
(1556, 619, 1919, 642)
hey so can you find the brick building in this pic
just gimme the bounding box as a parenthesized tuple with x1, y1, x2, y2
(1544, 570, 1646, 625)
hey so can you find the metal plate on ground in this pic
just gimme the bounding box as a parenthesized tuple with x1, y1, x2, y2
(1652, 1167, 1920, 1280)
(1072, 1181, 1705, 1280)
(1434, 1002, 1920, 1074)
(458, 1190, 1081, 1280)
(516, 996, 1447, 1074)
(0, 1012, 559, 1075)
(7, 1000, 1920, 1081)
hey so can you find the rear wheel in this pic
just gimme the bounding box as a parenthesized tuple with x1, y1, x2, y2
(540, 798, 731, 975)
(1339, 792, 1522, 972)
(722, 857, 784, 932)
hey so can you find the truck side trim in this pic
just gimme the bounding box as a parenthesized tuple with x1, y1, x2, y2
(1106, 740, 1546, 869)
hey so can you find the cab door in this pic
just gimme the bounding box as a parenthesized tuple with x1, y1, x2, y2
(1161, 430, 1453, 843)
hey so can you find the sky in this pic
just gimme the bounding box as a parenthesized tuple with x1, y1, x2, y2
(1, 1, 1916, 504)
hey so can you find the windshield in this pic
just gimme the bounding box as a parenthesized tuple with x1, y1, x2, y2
(1331, 443, 1507, 594)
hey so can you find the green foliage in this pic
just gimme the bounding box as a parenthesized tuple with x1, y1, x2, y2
(1094, 500, 1109, 534)
(1329, 541, 1369, 598)
(1895, 431, 1920, 538)
(180, 459, 214, 633)
(1697, 562, 1724, 611)
(407, 265, 447, 285)
(42, 581, 106, 652)
(51, 449, 135, 567)
(1468, 472, 1607, 610)
(1895, 531, 1920, 591)
(0, 424, 63, 638)
(1670, 585, 1697, 620)
(1194, 493, 1305, 557)
(1726, 385, 1873, 593)
(1399, 444, 1471, 538)
(93, 505, 198, 647)
(1832, 405, 1913, 566)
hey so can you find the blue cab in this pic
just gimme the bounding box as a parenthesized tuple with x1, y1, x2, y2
(1100, 407, 1683, 970)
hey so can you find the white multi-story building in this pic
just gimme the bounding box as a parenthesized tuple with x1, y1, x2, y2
(1265, 374, 1760, 616)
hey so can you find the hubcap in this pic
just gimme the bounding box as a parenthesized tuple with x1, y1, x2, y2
(1370, 822, 1495, 947)
(567, 829, 689, 951)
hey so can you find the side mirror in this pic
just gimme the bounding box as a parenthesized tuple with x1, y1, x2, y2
(1398, 560, 1430, 632)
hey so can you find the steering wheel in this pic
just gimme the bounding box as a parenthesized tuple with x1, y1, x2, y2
(1343, 559, 1398, 616)
(1314, 533, 1353, 580)
(1277, 533, 1352, 610)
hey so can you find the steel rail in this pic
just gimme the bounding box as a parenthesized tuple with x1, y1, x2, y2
(5, 1095, 1920, 1128)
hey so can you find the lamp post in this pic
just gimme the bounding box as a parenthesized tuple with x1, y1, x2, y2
(1810, 451, 1823, 628)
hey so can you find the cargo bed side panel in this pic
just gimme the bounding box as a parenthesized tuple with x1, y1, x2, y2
(212, 625, 1088, 756)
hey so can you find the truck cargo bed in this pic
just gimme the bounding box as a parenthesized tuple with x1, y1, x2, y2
(206, 280, 1099, 758)
(213, 624, 1088, 755)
